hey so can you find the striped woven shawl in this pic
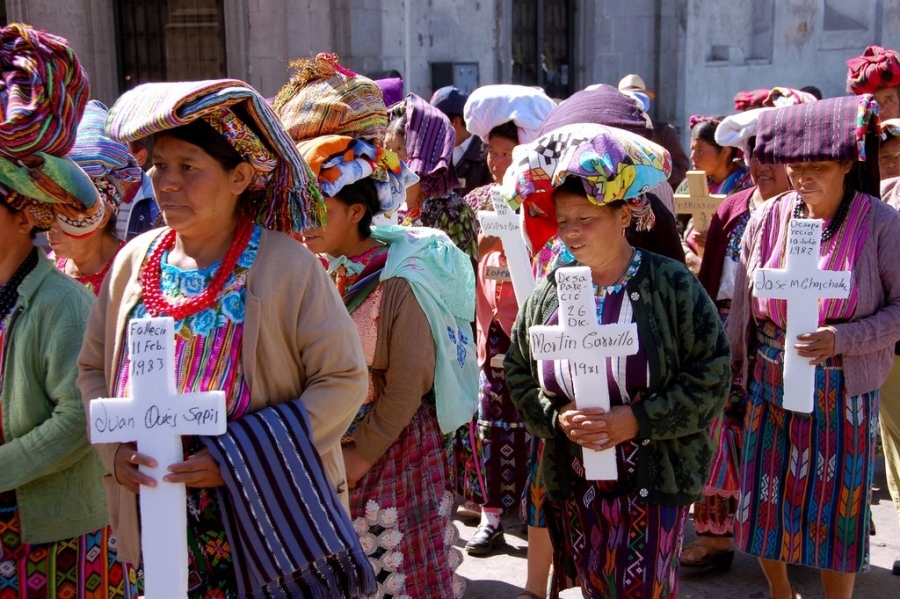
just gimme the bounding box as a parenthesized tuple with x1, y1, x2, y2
(202, 401, 376, 599)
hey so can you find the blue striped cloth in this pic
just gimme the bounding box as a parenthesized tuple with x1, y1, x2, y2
(203, 401, 376, 599)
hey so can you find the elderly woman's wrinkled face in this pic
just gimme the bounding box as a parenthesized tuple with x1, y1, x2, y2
(690, 139, 730, 177)
(874, 87, 900, 121)
(879, 137, 900, 180)
(554, 189, 631, 269)
(748, 154, 790, 200)
(487, 135, 516, 184)
(785, 160, 852, 207)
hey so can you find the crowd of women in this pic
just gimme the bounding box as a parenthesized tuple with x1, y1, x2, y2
(2, 19, 899, 599)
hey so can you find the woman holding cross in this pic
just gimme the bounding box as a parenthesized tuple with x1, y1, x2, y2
(78, 81, 375, 597)
(728, 95, 900, 599)
(504, 125, 731, 599)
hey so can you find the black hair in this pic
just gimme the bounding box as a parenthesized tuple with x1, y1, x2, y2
(158, 119, 245, 171)
(800, 85, 823, 100)
(332, 177, 381, 239)
(553, 176, 627, 211)
(691, 118, 736, 162)
(488, 121, 519, 144)
(0, 201, 38, 239)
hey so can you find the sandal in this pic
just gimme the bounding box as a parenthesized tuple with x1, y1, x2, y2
(680, 541, 735, 572)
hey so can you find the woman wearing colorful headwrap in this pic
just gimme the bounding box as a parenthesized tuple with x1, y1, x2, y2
(678, 108, 791, 572)
(385, 94, 479, 261)
(728, 95, 900, 599)
(298, 134, 473, 598)
(0, 23, 139, 598)
(679, 115, 753, 274)
(446, 84, 556, 561)
(78, 80, 376, 598)
(507, 85, 689, 598)
(847, 45, 900, 120)
(504, 124, 731, 599)
(47, 100, 158, 295)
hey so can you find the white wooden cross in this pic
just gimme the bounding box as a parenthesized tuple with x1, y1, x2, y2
(478, 186, 537, 305)
(89, 317, 227, 599)
(753, 219, 852, 413)
(674, 170, 727, 233)
(528, 266, 639, 479)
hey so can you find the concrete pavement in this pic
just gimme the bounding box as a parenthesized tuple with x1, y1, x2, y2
(454, 459, 900, 598)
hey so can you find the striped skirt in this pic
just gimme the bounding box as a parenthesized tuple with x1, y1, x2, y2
(734, 322, 879, 572)
(0, 491, 138, 599)
(349, 402, 465, 598)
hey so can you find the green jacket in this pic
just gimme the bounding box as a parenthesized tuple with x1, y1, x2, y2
(505, 251, 731, 505)
(0, 251, 106, 543)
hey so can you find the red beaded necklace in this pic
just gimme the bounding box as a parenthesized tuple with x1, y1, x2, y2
(140, 219, 254, 320)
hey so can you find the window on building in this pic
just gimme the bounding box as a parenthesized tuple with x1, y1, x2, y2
(512, 0, 574, 99)
(115, 0, 226, 93)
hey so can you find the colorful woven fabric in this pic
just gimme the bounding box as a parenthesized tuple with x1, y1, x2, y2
(847, 45, 900, 95)
(399, 193, 478, 260)
(121, 226, 255, 596)
(0, 489, 140, 599)
(0, 24, 103, 236)
(297, 134, 417, 217)
(69, 100, 149, 239)
(455, 320, 530, 509)
(0, 323, 139, 599)
(0, 23, 88, 159)
(203, 106, 278, 191)
(536, 256, 688, 598)
(349, 406, 464, 598)
(750, 191, 870, 339)
(106, 79, 324, 234)
(274, 53, 387, 144)
(733, 88, 770, 111)
(763, 86, 818, 107)
(204, 400, 377, 598)
(398, 94, 459, 199)
(735, 322, 878, 573)
(463, 84, 557, 144)
(538, 84, 653, 138)
(755, 95, 882, 195)
(500, 123, 670, 252)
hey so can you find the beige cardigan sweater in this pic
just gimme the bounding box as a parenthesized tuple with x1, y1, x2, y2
(77, 227, 368, 565)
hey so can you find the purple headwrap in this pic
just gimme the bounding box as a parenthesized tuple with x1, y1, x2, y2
(755, 94, 881, 196)
(538, 84, 653, 138)
(375, 77, 404, 108)
(398, 93, 458, 198)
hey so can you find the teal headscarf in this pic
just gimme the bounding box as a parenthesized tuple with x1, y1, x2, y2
(370, 225, 477, 434)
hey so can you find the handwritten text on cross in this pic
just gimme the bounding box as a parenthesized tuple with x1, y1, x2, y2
(753, 219, 851, 413)
(528, 267, 638, 479)
(674, 170, 727, 233)
(90, 317, 227, 599)
(478, 187, 537, 305)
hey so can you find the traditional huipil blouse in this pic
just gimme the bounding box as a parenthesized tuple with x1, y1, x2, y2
(112, 225, 261, 594)
(750, 194, 869, 329)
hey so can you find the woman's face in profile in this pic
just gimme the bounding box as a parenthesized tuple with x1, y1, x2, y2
(384, 130, 407, 162)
